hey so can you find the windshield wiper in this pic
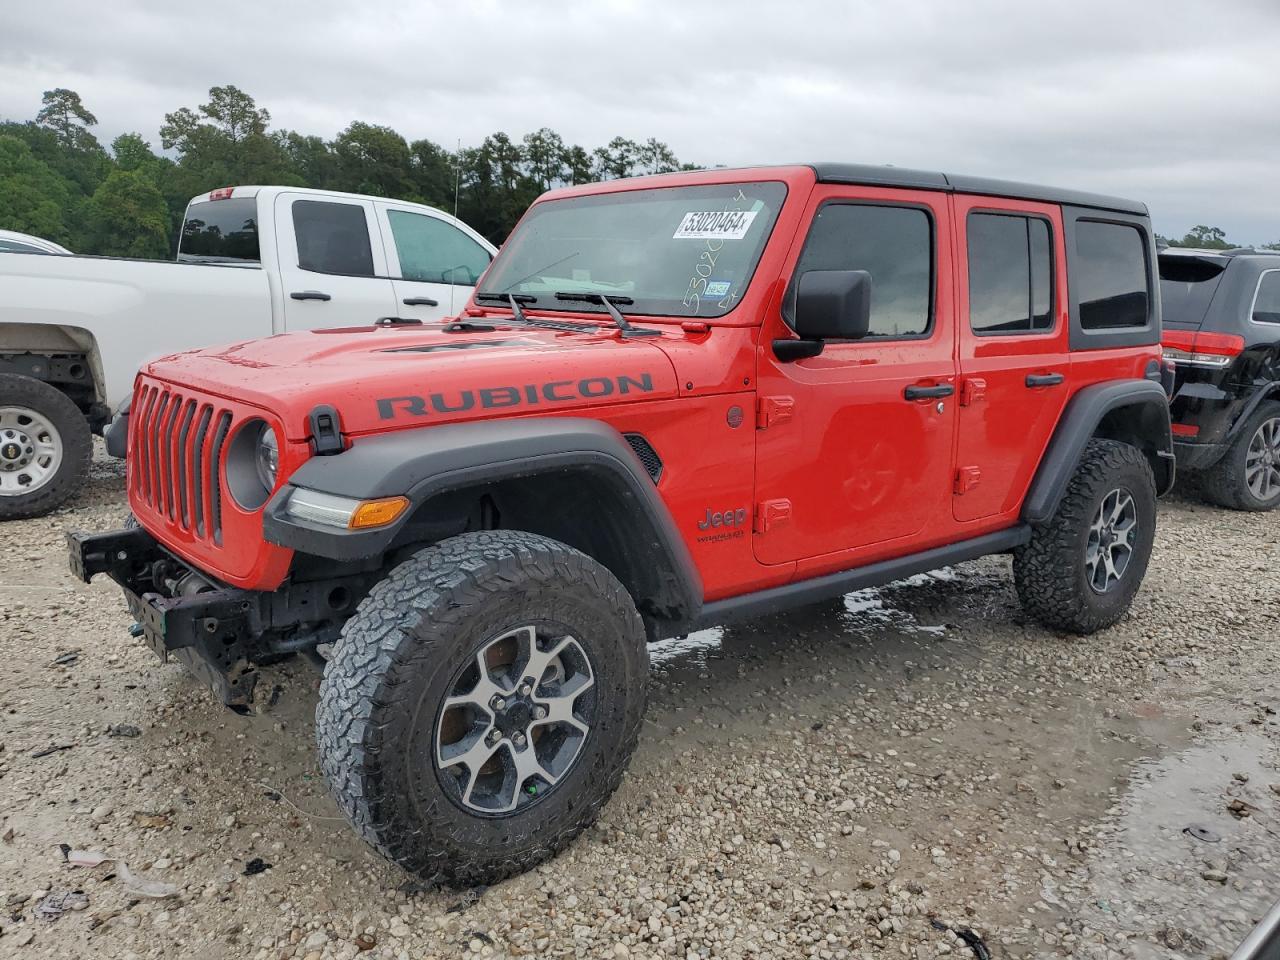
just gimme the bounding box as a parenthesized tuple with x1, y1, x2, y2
(554, 292, 661, 338)
(473, 292, 598, 334)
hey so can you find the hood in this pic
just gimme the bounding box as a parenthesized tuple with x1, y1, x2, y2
(142, 322, 680, 440)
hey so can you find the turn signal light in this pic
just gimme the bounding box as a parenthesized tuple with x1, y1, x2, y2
(349, 496, 410, 529)
(1162, 331, 1244, 368)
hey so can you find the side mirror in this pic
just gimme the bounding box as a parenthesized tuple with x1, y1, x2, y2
(775, 269, 873, 361)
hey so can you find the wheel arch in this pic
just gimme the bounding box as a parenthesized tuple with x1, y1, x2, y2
(0, 322, 107, 427)
(264, 418, 703, 635)
(1023, 379, 1174, 524)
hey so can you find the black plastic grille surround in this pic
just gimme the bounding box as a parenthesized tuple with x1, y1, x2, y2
(623, 433, 662, 483)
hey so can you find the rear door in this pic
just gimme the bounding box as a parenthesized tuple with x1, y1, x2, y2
(375, 202, 495, 320)
(274, 194, 396, 329)
(953, 196, 1070, 522)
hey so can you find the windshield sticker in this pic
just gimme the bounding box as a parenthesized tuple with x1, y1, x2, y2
(704, 280, 731, 297)
(673, 210, 758, 241)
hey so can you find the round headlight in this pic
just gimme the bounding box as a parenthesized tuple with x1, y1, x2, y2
(255, 425, 279, 491)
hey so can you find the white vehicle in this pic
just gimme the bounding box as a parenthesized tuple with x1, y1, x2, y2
(0, 185, 497, 519)
(0, 230, 72, 255)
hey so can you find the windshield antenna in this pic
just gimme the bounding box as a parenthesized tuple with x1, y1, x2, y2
(449, 137, 462, 316)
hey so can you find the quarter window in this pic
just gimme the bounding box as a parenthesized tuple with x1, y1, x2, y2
(293, 200, 375, 277)
(794, 204, 933, 339)
(1253, 272, 1280, 325)
(1074, 221, 1149, 329)
(386, 211, 493, 286)
(967, 213, 1054, 334)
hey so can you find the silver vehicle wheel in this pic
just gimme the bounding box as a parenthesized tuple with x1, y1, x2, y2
(435, 624, 595, 816)
(0, 406, 63, 497)
(1245, 417, 1280, 502)
(1085, 487, 1137, 594)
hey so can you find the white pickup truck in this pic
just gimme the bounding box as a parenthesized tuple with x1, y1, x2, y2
(0, 185, 497, 519)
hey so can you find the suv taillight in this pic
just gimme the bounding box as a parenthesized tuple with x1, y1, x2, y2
(1161, 330, 1244, 368)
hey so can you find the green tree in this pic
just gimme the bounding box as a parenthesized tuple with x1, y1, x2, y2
(522, 128, 567, 192)
(408, 138, 456, 209)
(0, 135, 76, 245)
(1179, 225, 1231, 250)
(277, 131, 338, 188)
(35, 88, 98, 151)
(330, 122, 413, 198)
(84, 169, 171, 258)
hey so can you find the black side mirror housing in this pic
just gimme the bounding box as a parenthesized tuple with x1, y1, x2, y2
(775, 269, 873, 361)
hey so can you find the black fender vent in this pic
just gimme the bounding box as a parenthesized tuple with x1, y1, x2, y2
(624, 433, 662, 483)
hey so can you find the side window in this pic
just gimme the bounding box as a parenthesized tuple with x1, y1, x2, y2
(1253, 272, 1280, 325)
(794, 203, 933, 338)
(293, 200, 375, 277)
(386, 211, 493, 286)
(1074, 221, 1149, 329)
(967, 213, 1054, 334)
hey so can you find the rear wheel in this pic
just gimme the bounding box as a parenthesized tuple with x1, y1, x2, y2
(1200, 400, 1280, 511)
(1013, 439, 1156, 634)
(0, 374, 91, 521)
(315, 530, 648, 885)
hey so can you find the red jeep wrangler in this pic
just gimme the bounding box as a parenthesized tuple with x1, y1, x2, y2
(70, 164, 1174, 884)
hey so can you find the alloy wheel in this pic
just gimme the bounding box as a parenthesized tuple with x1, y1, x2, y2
(435, 624, 595, 815)
(1086, 487, 1137, 594)
(1245, 417, 1280, 502)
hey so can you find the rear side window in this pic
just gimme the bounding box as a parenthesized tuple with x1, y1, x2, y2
(794, 203, 933, 338)
(1074, 221, 1149, 329)
(386, 211, 492, 286)
(967, 213, 1054, 334)
(1254, 272, 1280, 325)
(179, 198, 260, 263)
(293, 200, 375, 277)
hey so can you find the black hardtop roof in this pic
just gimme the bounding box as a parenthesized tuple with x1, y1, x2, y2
(807, 162, 1147, 217)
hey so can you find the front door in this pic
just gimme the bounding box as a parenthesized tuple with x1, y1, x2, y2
(375, 203, 495, 321)
(274, 193, 397, 330)
(753, 187, 958, 568)
(953, 197, 1071, 522)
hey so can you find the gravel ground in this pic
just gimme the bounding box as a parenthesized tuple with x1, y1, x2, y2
(2, 446, 1279, 959)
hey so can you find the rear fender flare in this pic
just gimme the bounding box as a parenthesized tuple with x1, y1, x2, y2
(1023, 380, 1174, 524)
(263, 417, 703, 630)
(1223, 381, 1280, 444)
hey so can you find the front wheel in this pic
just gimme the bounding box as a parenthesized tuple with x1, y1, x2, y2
(0, 374, 91, 521)
(315, 530, 648, 885)
(1013, 439, 1156, 634)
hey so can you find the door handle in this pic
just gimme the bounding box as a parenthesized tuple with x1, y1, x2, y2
(402, 297, 439, 307)
(904, 383, 955, 401)
(1025, 372, 1065, 388)
(290, 290, 331, 301)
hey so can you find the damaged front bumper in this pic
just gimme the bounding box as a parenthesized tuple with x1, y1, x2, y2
(67, 526, 373, 713)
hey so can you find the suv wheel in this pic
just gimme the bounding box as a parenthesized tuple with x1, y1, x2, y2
(0, 374, 91, 521)
(315, 530, 648, 885)
(1013, 439, 1156, 634)
(1200, 400, 1280, 511)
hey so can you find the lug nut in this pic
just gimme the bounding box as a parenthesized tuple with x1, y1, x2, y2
(490, 696, 507, 711)
(512, 732, 527, 747)
(533, 705, 548, 720)
(486, 729, 502, 744)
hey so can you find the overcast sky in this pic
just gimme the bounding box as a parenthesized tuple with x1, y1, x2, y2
(3, 0, 1278, 242)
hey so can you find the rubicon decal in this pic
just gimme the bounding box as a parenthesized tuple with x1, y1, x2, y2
(377, 373, 655, 420)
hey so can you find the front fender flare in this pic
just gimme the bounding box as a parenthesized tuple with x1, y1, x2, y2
(1023, 379, 1174, 524)
(263, 417, 702, 626)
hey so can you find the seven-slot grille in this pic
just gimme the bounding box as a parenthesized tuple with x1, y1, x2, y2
(131, 383, 234, 545)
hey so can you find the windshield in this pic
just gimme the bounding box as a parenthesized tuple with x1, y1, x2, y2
(478, 181, 787, 319)
(1158, 254, 1228, 330)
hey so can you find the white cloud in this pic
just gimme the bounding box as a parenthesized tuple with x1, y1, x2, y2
(2, 0, 1278, 241)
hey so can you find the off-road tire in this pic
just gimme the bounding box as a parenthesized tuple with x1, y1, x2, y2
(315, 530, 648, 885)
(0, 374, 91, 521)
(1198, 400, 1280, 511)
(1013, 439, 1156, 634)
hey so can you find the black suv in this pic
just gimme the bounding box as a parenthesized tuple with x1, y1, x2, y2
(1160, 247, 1280, 509)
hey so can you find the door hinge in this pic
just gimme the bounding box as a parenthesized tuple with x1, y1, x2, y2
(754, 498, 792, 533)
(954, 466, 982, 495)
(756, 396, 795, 429)
(959, 378, 987, 407)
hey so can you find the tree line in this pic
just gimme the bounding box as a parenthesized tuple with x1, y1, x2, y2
(1157, 224, 1279, 252)
(0, 86, 698, 258)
